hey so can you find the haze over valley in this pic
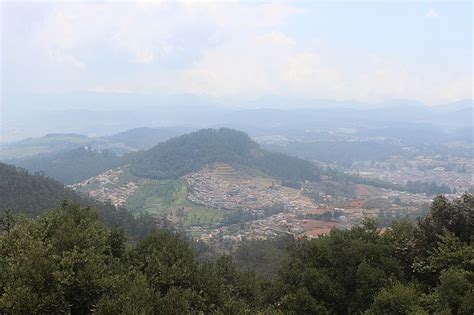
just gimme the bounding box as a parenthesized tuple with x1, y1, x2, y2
(1, 1, 472, 314)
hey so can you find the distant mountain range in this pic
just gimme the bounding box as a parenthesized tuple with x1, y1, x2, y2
(3, 92, 472, 142)
(3, 116, 472, 185)
(11, 147, 126, 185)
(0, 127, 190, 184)
(0, 127, 188, 160)
(3, 128, 322, 185)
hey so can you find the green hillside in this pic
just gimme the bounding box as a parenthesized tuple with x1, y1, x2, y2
(0, 162, 159, 238)
(0, 162, 82, 215)
(0, 133, 103, 160)
(11, 147, 126, 184)
(131, 128, 321, 183)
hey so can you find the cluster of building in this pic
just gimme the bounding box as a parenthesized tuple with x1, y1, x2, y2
(182, 164, 353, 244)
(69, 159, 468, 248)
(183, 164, 320, 213)
(353, 155, 473, 193)
(195, 209, 346, 245)
(70, 166, 139, 207)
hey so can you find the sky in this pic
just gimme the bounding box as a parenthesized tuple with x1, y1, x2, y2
(1, 0, 473, 109)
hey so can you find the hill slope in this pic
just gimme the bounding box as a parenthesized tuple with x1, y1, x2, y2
(0, 133, 97, 160)
(10, 147, 126, 184)
(0, 162, 82, 215)
(106, 127, 188, 150)
(0, 162, 159, 238)
(131, 128, 321, 183)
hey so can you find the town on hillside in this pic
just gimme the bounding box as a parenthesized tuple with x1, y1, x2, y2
(69, 161, 449, 249)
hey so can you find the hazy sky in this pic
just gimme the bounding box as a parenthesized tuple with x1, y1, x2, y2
(2, 1, 473, 105)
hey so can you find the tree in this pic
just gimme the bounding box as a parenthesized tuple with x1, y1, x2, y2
(0, 203, 111, 313)
(415, 194, 473, 253)
(1, 194, 472, 313)
(437, 268, 474, 315)
(108, 227, 126, 258)
(130, 230, 197, 295)
(367, 283, 426, 314)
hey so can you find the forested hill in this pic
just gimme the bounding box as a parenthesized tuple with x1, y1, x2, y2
(10, 147, 126, 184)
(0, 163, 159, 238)
(131, 128, 321, 182)
(0, 162, 81, 215)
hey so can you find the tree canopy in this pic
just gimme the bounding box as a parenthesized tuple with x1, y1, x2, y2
(1, 194, 472, 313)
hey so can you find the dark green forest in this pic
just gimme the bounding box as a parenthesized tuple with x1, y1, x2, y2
(131, 128, 321, 183)
(1, 194, 472, 314)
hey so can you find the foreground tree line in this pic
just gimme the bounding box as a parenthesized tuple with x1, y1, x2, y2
(0, 194, 472, 314)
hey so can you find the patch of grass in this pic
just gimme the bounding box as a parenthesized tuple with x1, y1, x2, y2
(125, 179, 181, 215)
(173, 183, 224, 227)
(125, 179, 224, 227)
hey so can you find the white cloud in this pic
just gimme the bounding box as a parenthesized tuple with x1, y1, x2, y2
(32, 1, 302, 68)
(3, 1, 471, 105)
(48, 50, 86, 69)
(425, 8, 439, 18)
(159, 34, 472, 104)
(88, 85, 133, 94)
(158, 31, 344, 98)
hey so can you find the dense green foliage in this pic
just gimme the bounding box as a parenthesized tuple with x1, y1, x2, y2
(131, 128, 321, 183)
(233, 235, 295, 280)
(1, 194, 472, 313)
(0, 204, 261, 314)
(11, 147, 126, 184)
(0, 162, 159, 239)
(267, 194, 473, 314)
(0, 162, 81, 214)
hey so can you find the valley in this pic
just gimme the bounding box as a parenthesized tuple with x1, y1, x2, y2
(70, 161, 432, 249)
(2, 2, 472, 312)
(5, 128, 471, 250)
